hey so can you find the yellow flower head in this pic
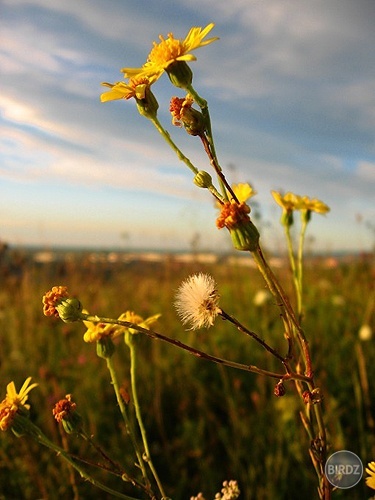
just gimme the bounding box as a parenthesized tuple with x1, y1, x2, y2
(4, 377, 38, 409)
(100, 75, 157, 103)
(118, 311, 161, 334)
(233, 183, 257, 203)
(83, 314, 126, 343)
(215, 183, 256, 209)
(122, 23, 218, 80)
(272, 191, 301, 213)
(0, 377, 38, 431)
(299, 195, 330, 214)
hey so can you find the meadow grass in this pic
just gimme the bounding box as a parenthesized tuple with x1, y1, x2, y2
(0, 249, 374, 499)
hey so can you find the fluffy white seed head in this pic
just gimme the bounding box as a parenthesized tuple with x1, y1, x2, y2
(175, 273, 220, 330)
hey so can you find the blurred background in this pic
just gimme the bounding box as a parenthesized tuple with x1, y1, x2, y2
(1, 1, 375, 499)
(1, 0, 375, 254)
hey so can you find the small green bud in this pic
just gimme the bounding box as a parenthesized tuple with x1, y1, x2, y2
(96, 337, 115, 359)
(56, 298, 82, 323)
(10, 410, 30, 437)
(193, 170, 213, 189)
(281, 210, 294, 228)
(61, 410, 83, 435)
(136, 87, 159, 119)
(181, 107, 206, 136)
(229, 220, 260, 252)
(166, 61, 193, 89)
(300, 209, 311, 224)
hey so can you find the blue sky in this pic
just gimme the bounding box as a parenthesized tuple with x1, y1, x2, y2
(1, 0, 374, 253)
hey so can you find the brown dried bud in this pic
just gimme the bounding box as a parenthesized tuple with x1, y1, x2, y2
(274, 380, 286, 397)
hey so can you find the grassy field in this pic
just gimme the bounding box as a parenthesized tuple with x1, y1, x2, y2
(0, 248, 374, 499)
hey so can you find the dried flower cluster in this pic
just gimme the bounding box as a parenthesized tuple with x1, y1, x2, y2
(52, 394, 77, 423)
(42, 286, 69, 317)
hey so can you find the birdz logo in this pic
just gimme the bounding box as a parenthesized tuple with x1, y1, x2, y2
(325, 451, 363, 489)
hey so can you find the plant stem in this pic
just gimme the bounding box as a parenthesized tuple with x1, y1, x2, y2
(186, 84, 228, 199)
(285, 224, 302, 315)
(125, 332, 167, 499)
(297, 218, 308, 319)
(219, 309, 287, 366)
(199, 134, 238, 202)
(249, 242, 330, 498)
(150, 116, 198, 175)
(15, 416, 142, 500)
(105, 356, 151, 491)
(81, 314, 310, 384)
(250, 244, 313, 377)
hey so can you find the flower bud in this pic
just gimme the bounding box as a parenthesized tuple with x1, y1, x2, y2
(166, 61, 193, 89)
(228, 220, 260, 252)
(300, 209, 311, 224)
(135, 87, 159, 119)
(180, 107, 206, 136)
(96, 337, 115, 359)
(274, 381, 286, 397)
(56, 298, 83, 323)
(281, 210, 294, 228)
(53, 394, 83, 434)
(193, 170, 213, 189)
(61, 410, 83, 435)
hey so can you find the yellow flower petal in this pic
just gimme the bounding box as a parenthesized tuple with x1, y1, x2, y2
(5, 377, 38, 408)
(271, 191, 301, 212)
(233, 183, 257, 203)
(299, 195, 330, 214)
(122, 23, 218, 80)
(118, 311, 161, 334)
(101, 76, 157, 103)
(5, 382, 17, 401)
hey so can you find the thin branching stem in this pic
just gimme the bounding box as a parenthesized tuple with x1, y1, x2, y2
(219, 309, 287, 366)
(105, 357, 152, 493)
(80, 314, 311, 384)
(125, 332, 167, 499)
(15, 415, 143, 500)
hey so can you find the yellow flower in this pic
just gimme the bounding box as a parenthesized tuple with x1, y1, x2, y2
(299, 195, 330, 214)
(215, 183, 256, 209)
(122, 23, 218, 80)
(272, 191, 301, 228)
(0, 377, 38, 431)
(233, 183, 257, 203)
(100, 75, 157, 103)
(83, 314, 126, 343)
(83, 311, 160, 342)
(5, 377, 38, 410)
(271, 191, 301, 212)
(366, 462, 375, 490)
(118, 311, 161, 334)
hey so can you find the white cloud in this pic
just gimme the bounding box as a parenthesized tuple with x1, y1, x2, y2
(357, 161, 375, 182)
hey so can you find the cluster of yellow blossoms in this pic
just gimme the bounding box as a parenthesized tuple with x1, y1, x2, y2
(271, 190, 329, 227)
(83, 310, 160, 343)
(100, 23, 218, 103)
(272, 190, 330, 216)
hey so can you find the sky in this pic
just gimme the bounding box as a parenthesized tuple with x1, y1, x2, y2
(1, 0, 375, 253)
